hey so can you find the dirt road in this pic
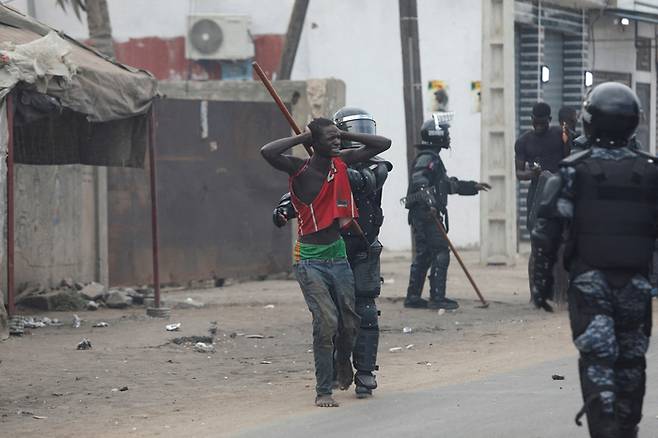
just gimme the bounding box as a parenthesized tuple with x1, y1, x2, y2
(0, 251, 601, 437)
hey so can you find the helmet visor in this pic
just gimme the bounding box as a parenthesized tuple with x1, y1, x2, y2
(338, 117, 376, 148)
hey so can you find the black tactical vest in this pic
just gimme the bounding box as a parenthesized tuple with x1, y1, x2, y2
(573, 154, 658, 270)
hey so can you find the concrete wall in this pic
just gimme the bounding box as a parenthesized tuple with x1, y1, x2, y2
(6, 165, 99, 288)
(12, 0, 485, 252)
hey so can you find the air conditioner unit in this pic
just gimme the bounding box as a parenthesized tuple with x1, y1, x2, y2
(186, 14, 254, 61)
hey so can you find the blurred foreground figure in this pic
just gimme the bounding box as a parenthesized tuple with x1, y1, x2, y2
(531, 82, 657, 437)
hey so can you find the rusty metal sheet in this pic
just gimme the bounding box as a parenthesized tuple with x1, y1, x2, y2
(108, 99, 292, 286)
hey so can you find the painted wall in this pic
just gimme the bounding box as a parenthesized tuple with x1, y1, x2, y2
(13, 0, 484, 250)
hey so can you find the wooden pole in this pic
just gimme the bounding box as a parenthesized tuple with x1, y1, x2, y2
(253, 61, 313, 156)
(148, 106, 161, 308)
(278, 0, 309, 80)
(432, 213, 489, 308)
(6, 94, 15, 316)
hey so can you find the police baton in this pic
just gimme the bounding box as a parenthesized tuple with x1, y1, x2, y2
(431, 212, 489, 308)
(252, 61, 313, 157)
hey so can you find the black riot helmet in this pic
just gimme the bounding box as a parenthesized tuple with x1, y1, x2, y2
(582, 82, 640, 148)
(419, 112, 453, 149)
(333, 106, 376, 149)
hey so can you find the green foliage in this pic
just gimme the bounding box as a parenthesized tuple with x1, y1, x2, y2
(55, 0, 87, 20)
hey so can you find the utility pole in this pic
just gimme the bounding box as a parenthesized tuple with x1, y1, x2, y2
(399, 0, 423, 170)
(278, 0, 310, 80)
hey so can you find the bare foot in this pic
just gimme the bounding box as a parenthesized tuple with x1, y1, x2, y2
(315, 394, 339, 407)
(335, 357, 354, 390)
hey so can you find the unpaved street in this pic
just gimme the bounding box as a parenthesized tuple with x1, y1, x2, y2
(1, 250, 651, 437)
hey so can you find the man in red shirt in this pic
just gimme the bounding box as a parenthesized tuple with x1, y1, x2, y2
(261, 118, 390, 407)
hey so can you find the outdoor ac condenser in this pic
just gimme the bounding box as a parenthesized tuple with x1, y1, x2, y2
(185, 14, 254, 61)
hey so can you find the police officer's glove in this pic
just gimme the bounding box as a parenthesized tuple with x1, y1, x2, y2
(272, 207, 289, 228)
(531, 284, 554, 313)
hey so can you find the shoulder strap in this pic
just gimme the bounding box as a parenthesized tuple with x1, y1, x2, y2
(291, 159, 310, 178)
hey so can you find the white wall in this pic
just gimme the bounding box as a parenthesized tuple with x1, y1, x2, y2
(15, 0, 484, 250)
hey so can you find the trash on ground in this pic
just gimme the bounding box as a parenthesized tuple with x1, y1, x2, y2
(260, 360, 272, 364)
(165, 323, 181, 332)
(246, 334, 264, 339)
(406, 344, 415, 350)
(438, 309, 446, 316)
(552, 374, 565, 381)
(92, 322, 109, 328)
(417, 361, 432, 366)
(119, 386, 129, 391)
(402, 326, 413, 334)
(208, 322, 218, 336)
(194, 342, 215, 353)
(389, 347, 403, 353)
(72, 314, 81, 328)
(171, 335, 213, 345)
(264, 304, 275, 309)
(76, 338, 92, 350)
(32, 415, 47, 420)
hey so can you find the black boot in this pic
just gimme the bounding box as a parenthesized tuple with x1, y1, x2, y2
(354, 371, 377, 398)
(428, 297, 459, 310)
(404, 296, 429, 308)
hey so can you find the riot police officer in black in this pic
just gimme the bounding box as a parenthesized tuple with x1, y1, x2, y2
(531, 82, 657, 438)
(404, 116, 490, 310)
(273, 107, 391, 399)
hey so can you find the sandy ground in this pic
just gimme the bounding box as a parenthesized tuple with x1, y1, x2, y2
(0, 250, 613, 437)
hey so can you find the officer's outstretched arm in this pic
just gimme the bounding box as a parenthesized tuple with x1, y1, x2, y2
(272, 192, 297, 228)
(530, 173, 566, 312)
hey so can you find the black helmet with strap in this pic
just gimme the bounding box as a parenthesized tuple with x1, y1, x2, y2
(582, 82, 640, 148)
(333, 106, 376, 149)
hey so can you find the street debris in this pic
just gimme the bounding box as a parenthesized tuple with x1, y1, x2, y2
(402, 326, 413, 334)
(92, 322, 109, 328)
(194, 342, 215, 353)
(119, 386, 129, 391)
(165, 323, 181, 332)
(72, 314, 81, 328)
(438, 309, 446, 316)
(246, 334, 264, 339)
(170, 297, 205, 309)
(264, 304, 275, 309)
(552, 374, 565, 381)
(260, 360, 272, 364)
(417, 361, 432, 366)
(16, 280, 153, 312)
(208, 321, 218, 336)
(389, 347, 403, 353)
(406, 344, 415, 350)
(76, 338, 92, 350)
(32, 415, 47, 420)
(171, 336, 213, 345)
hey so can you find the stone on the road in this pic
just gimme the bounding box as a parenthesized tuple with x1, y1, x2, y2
(79, 282, 106, 301)
(105, 290, 133, 309)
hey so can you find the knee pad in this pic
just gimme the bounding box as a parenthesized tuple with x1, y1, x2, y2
(356, 298, 379, 329)
(434, 249, 450, 268)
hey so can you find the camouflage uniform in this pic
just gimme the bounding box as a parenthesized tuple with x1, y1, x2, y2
(532, 146, 656, 437)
